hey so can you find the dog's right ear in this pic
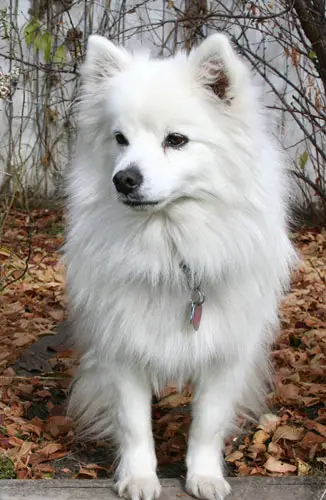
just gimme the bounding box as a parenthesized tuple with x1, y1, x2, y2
(82, 35, 130, 82)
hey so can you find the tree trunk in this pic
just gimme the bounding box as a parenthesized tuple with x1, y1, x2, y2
(288, 0, 326, 94)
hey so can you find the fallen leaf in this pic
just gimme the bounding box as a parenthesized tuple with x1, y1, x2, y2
(0, 352, 11, 362)
(253, 430, 270, 444)
(267, 441, 283, 458)
(21, 423, 42, 437)
(12, 334, 35, 347)
(8, 436, 25, 447)
(225, 450, 244, 463)
(45, 416, 72, 437)
(6, 424, 18, 436)
(258, 414, 280, 434)
(275, 382, 300, 403)
(48, 309, 64, 321)
(39, 442, 62, 458)
(264, 456, 297, 473)
(297, 459, 310, 476)
(163, 422, 183, 440)
(273, 425, 304, 442)
(35, 390, 52, 398)
(301, 431, 325, 449)
(75, 466, 97, 479)
(16, 440, 33, 461)
(157, 393, 190, 408)
(35, 464, 54, 473)
(16, 469, 30, 479)
(305, 420, 326, 438)
(247, 443, 266, 454)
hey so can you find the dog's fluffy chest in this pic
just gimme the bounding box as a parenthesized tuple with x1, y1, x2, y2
(77, 270, 271, 386)
(67, 201, 283, 381)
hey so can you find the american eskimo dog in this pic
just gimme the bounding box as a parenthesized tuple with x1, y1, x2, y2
(65, 33, 296, 500)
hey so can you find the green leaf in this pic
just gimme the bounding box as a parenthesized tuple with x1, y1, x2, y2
(308, 51, 317, 60)
(24, 18, 40, 46)
(53, 44, 67, 67)
(32, 32, 43, 51)
(299, 151, 308, 169)
(40, 32, 52, 63)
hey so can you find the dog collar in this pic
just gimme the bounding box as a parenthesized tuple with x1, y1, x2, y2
(180, 262, 205, 331)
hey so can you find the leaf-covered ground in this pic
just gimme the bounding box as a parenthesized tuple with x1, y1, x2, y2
(0, 209, 325, 480)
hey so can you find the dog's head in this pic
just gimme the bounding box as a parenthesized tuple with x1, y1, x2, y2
(79, 34, 258, 209)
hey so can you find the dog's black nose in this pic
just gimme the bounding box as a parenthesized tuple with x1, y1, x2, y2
(113, 166, 143, 195)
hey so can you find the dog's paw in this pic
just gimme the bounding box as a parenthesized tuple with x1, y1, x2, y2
(114, 475, 161, 500)
(186, 475, 231, 500)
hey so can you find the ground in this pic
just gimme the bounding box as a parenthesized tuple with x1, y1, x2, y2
(0, 209, 325, 480)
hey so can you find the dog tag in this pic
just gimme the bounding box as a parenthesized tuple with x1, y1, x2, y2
(190, 288, 205, 331)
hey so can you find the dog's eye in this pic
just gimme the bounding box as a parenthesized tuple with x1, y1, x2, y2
(164, 133, 189, 149)
(115, 132, 129, 146)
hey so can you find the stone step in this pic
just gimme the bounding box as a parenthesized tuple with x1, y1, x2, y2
(0, 477, 325, 500)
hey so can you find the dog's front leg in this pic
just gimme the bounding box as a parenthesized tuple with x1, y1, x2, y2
(186, 365, 244, 500)
(113, 367, 161, 500)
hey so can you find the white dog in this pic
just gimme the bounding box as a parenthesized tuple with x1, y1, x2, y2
(65, 33, 296, 500)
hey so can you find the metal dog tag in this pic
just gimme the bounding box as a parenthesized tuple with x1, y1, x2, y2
(190, 288, 205, 331)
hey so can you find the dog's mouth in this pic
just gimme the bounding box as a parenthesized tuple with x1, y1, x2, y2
(122, 198, 162, 208)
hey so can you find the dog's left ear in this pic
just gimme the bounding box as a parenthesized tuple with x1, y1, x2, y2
(190, 34, 248, 102)
(82, 35, 131, 83)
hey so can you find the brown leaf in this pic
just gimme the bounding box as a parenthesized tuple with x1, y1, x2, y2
(157, 393, 190, 408)
(237, 463, 253, 475)
(8, 436, 24, 447)
(160, 384, 177, 398)
(247, 443, 266, 454)
(17, 383, 34, 395)
(162, 422, 183, 440)
(16, 440, 33, 461)
(0, 351, 11, 362)
(48, 309, 64, 321)
(45, 416, 72, 436)
(253, 430, 270, 444)
(21, 423, 42, 437)
(16, 469, 30, 479)
(39, 442, 63, 458)
(297, 459, 310, 476)
(35, 390, 52, 398)
(225, 450, 244, 463)
(258, 414, 280, 434)
(275, 382, 300, 404)
(36, 464, 54, 473)
(267, 441, 283, 458)
(12, 334, 36, 347)
(264, 456, 297, 473)
(6, 424, 18, 436)
(75, 466, 98, 479)
(273, 425, 304, 443)
(301, 431, 325, 449)
(305, 420, 326, 438)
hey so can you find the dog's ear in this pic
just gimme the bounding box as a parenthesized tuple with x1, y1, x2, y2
(190, 34, 248, 102)
(82, 35, 130, 82)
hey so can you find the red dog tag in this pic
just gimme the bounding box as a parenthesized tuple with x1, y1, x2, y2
(190, 303, 203, 331)
(189, 288, 205, 331)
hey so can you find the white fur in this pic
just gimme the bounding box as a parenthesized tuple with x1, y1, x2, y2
(65, 34, 296, 500)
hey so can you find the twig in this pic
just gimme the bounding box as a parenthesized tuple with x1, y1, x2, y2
(0, 220, 33, 292)
(290, 169, 326, 203)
